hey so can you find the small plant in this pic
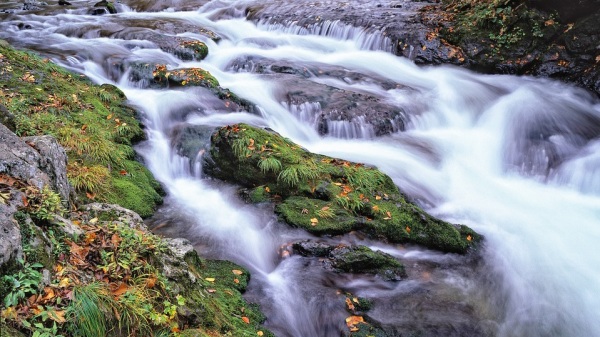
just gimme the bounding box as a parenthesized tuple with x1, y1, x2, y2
(315, 206, 335, 219)
(27, 186, 64, 221)
(258, 156, 282, 174)
(67, 162, 110, 193)
(2, 260, 44, 307)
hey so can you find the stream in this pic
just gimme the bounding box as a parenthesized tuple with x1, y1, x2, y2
(1, 1, 600, 336)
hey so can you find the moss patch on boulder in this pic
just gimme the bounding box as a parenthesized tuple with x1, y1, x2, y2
(204, 124, 481, 254)
(0, 42, 163, 216)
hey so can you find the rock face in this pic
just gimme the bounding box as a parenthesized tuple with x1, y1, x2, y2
(0, 123, 70, 202)
(204, 124, 481, 254)
(0, 124, 70, 271)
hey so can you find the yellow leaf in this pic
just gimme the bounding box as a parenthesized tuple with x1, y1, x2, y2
(59, 277, 70, 288)
(232, 269, 243, 275)
(181, 80, 187, 85)
(310, 218, 318, 226)
(1, 307, 16, 319)
(265, 186, 270, 193)
(234, 278, 240, 284)
(106, 114, 113, 120)
(345, 315, 364, 328)
(89, 217, 98, 224)
(49, 309, 66, 323)
(205, 277, 215, 282)
(257, 332, 264, 336)
(372, 205, 379, 212)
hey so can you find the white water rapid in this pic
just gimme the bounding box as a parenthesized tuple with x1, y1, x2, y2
(2, 1, 600, 336)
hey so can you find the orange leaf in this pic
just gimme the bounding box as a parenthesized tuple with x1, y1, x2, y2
(112, 283, 129, 298)
(42, 287, 55, 302)
(345, 315, 364, 328)
(405, 226, 411, 233)
(31, 305, 43, 315)
(145, 277, 157, 289)
(111, 234, 122, 247)
(232, 270, 243, 275)
(241, 316, 250, 324)
(265, 186, 270, 193)
(467, 235, 472, 241)
(86, 192, 96, 200)
(345, 298, 355, 311)
(372, 205, 379, 212)
(321, 206, 330, 211)
(234, 278, 240, 284)
(119, 170, 128, 176)
(106, 114, 113, 120)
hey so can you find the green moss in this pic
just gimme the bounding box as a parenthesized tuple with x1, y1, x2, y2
(205, 124, 481, 254)
(106, 161, 163, 218)
(332, 246, 406, 280)
(180, 41, 209, 61)
(0, 43, 162, 215)
(440, 0, 559, 56)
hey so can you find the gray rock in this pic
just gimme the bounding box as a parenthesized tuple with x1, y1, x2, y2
(51, 214, 84, 237)
(22, 135, 71, 203)
(164, 238, 195, 259)
(0, 189, 24, 270)
(82, 203, 146, 230)
(0, 104, 16, 132)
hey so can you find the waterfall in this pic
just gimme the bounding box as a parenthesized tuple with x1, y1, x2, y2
(1, 1, 599, 336)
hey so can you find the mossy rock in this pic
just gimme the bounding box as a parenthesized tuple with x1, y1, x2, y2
(204, 124, 481, 254)
(0, 44, 162, 217)
(330, 246, 405, 281)
(175, 40, 209, 61)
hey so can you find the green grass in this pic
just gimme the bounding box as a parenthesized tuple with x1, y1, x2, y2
(0, 42, 162, 217)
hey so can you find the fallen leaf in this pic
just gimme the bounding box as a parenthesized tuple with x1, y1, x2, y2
(112, 283, 129, 298)
(119, 170, 128, 176)
(310, 218, 319, 226)
(106, 114, 113, 120)
(89, 217, 98, 224)
(265, 186, 270, 193)
(59, 277, 70, 288)
(234, 278, 240, 284)
(467, 235, 472, 241)
(145, 277, 157, 289)
(48, 309, 66, 323)
(372, 205, 380, 212)
(205, 277, 215, 282)
(345, 297, 355, 311)
(207, 289, 216, 293)
(406, 226, 411, 233)
(345, 315, 364, 330)
(257, 332, 264, 336)
(232, 269, 243, 275)
(242, 316, 250, 324)
(42, 287, 55, 302)
(86, 192, 96, 200)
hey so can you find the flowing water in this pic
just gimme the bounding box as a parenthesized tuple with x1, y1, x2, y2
(2, 1, 600, 336)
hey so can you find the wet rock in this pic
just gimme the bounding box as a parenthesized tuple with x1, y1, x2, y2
(22, 0, 47, 11)
(528, 0, 600, 21)
(204, 124, 481, 254)
(58, 0, 71, 5)
(92, 0, 116, 14)
(109, 28, 209, 61)
(170, 124, 215, 162)
(293, 241, 406, 281)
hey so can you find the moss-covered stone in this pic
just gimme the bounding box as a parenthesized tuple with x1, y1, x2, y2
(0, 42, 162, 217)
(175, 40, 209, 61)
(204, 124, 482, 254)
(330, 246, 406, 281)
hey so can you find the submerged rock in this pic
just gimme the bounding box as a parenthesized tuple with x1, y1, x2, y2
(204, 124, 481, 254)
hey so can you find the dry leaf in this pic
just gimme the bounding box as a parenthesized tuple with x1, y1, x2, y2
(405, 226, 411, 233)
(242, 316, 250, 324)
(48, 309, 66, 323)
(467, 235, 472, 241)
(59, 277, 70, 288)
(257, 332, 264, 336)
(310, 218, 319, 226)
(207, 289, 216, 293)
(89, 217, 98, 224)
(205, 277, 215, 282)
(345, 297, 355, 311)
(112, 283, 129, 297)
(234, 278, 240, 284)
(232, 269, 243, 275)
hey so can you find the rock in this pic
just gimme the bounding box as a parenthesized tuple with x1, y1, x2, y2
(293, 241, 406, 281)
(170, 124, 215, 162)
(527, 0, 600, 21)
(22, 0, 47, 11)
(58, 0, 71, 5)
(0, 188, 24, 271)
(92, 0, 116, 14)
(204, 124, 481, 254)
(51, 214, 84, 237)
(82, 203, 146, 230)
(0, 123, 69, 202)
(128, 63, 256, 113)
(22, 135, 72, 203)
(0, 104, 16, 132)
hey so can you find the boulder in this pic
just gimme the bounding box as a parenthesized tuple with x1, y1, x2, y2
(204, 124, 481, 254)
(0, 123, 70, 202)
(0, 188, 24, 272)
